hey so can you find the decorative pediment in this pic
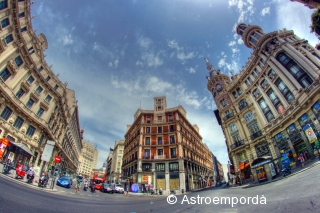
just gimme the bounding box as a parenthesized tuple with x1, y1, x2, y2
(20, 82, 30, 93)
(30, 92, 39, 103)
(40, 101, 49, 111)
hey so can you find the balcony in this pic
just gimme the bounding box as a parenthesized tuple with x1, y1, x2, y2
(256, 148, 270, 157)
(250, 130, 263, 140)
(154, 155, 166, 159)
(230, 140, 245, 150)
(223, 113, 233, 121)
(288, 131, 303, 145)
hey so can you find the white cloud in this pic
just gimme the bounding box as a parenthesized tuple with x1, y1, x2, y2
(141, 52, 163, 67)
(237, 37, 243, 44)
(261, 7, 270, 16)
(108, 62, 113, 68)
(60, 34, 74, 46)
(138, 36, 152, 49)
(276, 1, 318, 47)
(114, 59, 119, 68)
(228, 41, 236, 46)
(37, 2, 43, 15)
(189, 67, 196, 73)
(168, 39, 196, 62)
(136, 60, 143, 66)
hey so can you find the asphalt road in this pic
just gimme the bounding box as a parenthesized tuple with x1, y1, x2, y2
(1, 164, 320, 213)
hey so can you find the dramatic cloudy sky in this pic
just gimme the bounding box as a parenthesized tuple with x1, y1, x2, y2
(30, 0, 317, 168)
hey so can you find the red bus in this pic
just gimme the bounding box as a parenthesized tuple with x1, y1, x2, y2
(91, 172, 106, 190)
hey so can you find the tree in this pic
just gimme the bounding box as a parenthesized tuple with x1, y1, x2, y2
(311, 6, 320, 36)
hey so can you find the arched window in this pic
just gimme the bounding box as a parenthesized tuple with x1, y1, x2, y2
(216, 84, 222, 92)
(277, 52, 313, 88)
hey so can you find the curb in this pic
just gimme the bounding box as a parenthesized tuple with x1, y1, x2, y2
(0, 172, 58, 192)
(230, 161, 320, 189)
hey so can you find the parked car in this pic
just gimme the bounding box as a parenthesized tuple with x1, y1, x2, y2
(100, 183, 113, 193)
(56, 176, 72, 188)
(221, 180, 226, 184)
(114, 184, 124, 193)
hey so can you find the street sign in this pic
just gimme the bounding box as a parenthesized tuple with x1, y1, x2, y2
(54, 155, 61, 163)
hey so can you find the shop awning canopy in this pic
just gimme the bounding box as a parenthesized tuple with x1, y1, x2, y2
(11, 142, 34, 156)
(251, 156, 272, 169)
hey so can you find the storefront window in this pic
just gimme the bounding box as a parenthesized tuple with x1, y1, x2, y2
(256, 166, 267, 181)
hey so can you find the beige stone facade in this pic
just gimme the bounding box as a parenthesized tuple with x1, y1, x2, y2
(109, 140, 124, 183)
(78, 141, 98, 177)
(122, 96, 214, 194)
(206, 23, 320, 182)
(0, 0, 82, 175)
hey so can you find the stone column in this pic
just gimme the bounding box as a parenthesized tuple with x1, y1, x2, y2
(256, 83, 278, 123)
(264, 74, 289, 108)
(299, 46, 320, 68)
(165, 161, 170, 194)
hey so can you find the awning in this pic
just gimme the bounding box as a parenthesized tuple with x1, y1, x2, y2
(11, 142, 34, 156)
(251, 156, 272, 169)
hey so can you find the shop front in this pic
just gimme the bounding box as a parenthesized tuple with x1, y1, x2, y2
(251, 156, 277, 182)
(4, 141, 34, 167)
(0, 138, 10, 161)
(238, 160, 252, 182)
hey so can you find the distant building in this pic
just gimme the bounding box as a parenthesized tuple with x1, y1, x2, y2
(78, 141, 98, 177)
(106, 149, 113, 182)
(122, 96, 214, 195)
(110, 140, 124, 183)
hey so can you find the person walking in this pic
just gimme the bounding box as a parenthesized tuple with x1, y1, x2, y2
(298, 153, 305, 168)
(75, 177, 81, 193)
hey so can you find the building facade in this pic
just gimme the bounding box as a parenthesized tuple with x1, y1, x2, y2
(206, 23, 320, 183)
(106, 150, 113, 182)
(0, 0, 82, 176)
(291, 0, 320, 9)
(122, 96, 214, 194)
(78, 141, 98, 177)
(109, 139, 124, 183)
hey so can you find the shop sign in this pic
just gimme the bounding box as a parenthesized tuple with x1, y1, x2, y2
(54, 155, 61, 163)
(251, 159, 271, 169)
(256, 166, 267, 181)
(238, 162, 244, 170)
(303, 124, 317, 143)
(0, 138, 10, 159)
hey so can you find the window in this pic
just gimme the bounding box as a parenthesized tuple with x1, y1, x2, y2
(261, 79, 269, 89)
(267, 89, 281, 108)
(268, 69, 276, 79)
(275, 78, 294, 104)
(216, 84, 222, 92)
(21, 26, 27, 33)
(258, 98, 274, 122)
(220, 99, 226, 107)
(18, 12, 25, 18)
(146, 127, 150, 133)
(1, 17, 9, 28)
(26, 125, 36, 137)
(277, 52, 313, 88)
(45, 95, 52, 103)
(0, 0, 7, 10)
(170, 148, 176, 158)
(244, 111, 255, 123)
(158, 126, 162, 133)
(155, 163, 165, 172)
(27, 76, 34, 84)
(239, 99, 248, 110)
(229, 123, 237, 133)
(28, 46, 34, 55)
(38, 66, 43, 72)
(169, 135, 175, 144)
(13, 116, 24, 130)
(0, 67, 11, 81)
(0, 106, 12, 120)
(54, 84, 59, 91)
(15, 88, 25, 99)
(237, 150, 247, 162)
(35, 86, 43, 94)
(158, 116, 162, 121)
(232, 91, 238, 99)
(146, 116, 151, 123)
(36, 107, 45, 117)
(250, 36, 257, 44)
(245, 79, 250, 86)
(45, 76, 51, 82)
(158, 137, 162, 145)
(253, 88, 261, 98)
(145, 137, 150, 145)
(5, 34, 13, 44)
(237, 87, 242, 95)
(144, 149, 150, 159)
(15, 56, 23, 67)
(26, 98, 34, 109)
(251, 71, 257, 77)
(169, 125, 174, 132)
(247, 77, 252, 83)
(157, 149, 163, 156)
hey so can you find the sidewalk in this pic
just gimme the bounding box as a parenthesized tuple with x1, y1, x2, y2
(230, 158, 320, 189)
(0, 162, 58, 192)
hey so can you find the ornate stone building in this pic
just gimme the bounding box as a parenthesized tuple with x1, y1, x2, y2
(109, 139, 124, 183)
(78, 141, 98, 177)
(206, 23, 320, 182)
(0, 0, 82, 175)
(291, 0, 320, 9)
(122, 96, 213, 194)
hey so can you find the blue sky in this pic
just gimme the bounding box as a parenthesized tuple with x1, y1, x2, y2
(30, 0, 317, 168)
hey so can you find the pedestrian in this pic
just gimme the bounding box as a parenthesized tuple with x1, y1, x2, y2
(75, 177, 81, 193)
(304, 149, 309, 161)
(298, 153, 305, 168)
(125, 185, 129, 196)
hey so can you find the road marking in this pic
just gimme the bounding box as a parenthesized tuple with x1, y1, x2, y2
(219, 209, 237, 213)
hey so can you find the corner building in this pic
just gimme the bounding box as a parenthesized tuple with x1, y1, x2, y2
(0, 0, 82, 175)
(122, 96, 213, 194)
(206, 23, 320, 182)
